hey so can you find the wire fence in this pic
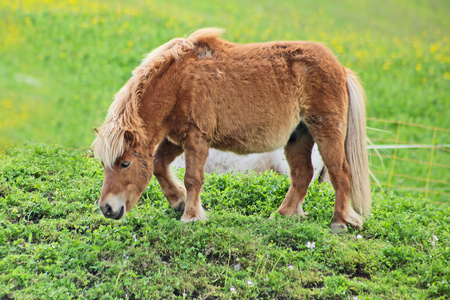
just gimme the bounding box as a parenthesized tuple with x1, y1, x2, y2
(367, 118, 450, 204)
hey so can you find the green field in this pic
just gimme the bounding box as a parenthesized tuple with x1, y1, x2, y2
(1, 0, 449, 298)
(1, 145, 449, 299)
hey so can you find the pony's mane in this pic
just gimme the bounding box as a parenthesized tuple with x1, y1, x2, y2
(92, 28, 225, 168)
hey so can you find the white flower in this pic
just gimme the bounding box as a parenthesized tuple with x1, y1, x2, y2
(431, 241, 436, 246)
(234, 263, 241, 271)
(247, 280, 253, 287)
(289, 264, 293, 269)
(356, 234, 363, 239)
(133, 234, 137, 242)
(264, 277, 268, 282)
(306, 241, 316, 250)
(432, 235, 438, 241)
(150, 215, 154, 219)
(230, 287, 236, 294)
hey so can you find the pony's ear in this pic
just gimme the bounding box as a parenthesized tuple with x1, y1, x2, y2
(124, 130, 137, 148)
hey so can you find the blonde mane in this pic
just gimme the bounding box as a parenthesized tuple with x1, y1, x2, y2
(92, 28, 225, 168)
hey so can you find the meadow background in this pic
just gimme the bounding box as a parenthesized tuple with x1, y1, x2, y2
(0, 0, 449, 299)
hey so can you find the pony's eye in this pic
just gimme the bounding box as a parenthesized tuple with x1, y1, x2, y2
(120, 161, 131, 169)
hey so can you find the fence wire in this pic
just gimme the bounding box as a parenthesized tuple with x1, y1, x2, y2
(367, 118, 449, 204)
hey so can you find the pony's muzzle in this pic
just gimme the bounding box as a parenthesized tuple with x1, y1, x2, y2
(99, 194, 126, 220)
(100, 204, 124, 220)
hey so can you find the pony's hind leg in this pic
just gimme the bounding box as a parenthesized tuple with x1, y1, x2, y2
(277, 123, 315, 217)
(306, 118, 363, 233)
(154, 138, 186, 212)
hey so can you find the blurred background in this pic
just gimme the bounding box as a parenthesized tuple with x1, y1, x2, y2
(0, 0, 449, 202)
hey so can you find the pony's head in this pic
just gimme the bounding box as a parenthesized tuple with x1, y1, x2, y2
(93, 124, 153, 219)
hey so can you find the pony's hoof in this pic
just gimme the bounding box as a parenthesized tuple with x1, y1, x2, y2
(181, 215, 208, 223)
(276, 207, 296, 216)
(181, 207, 208, 223)
(331, 222, 348, 234)
(181, 216, 196, 223)
(173, 201, 185, 213)
(297, 211, 308, 218)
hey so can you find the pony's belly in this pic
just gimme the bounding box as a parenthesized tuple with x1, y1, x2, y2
(211, 113, 300, 154)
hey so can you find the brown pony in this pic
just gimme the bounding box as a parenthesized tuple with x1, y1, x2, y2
(92, 28, 371, 233)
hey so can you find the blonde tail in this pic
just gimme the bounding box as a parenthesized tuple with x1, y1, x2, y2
(345, 69, 371, 218)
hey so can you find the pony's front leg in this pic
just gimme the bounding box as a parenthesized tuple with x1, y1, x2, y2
(181, 132, 209, 222)
(154, 139, 186, 212)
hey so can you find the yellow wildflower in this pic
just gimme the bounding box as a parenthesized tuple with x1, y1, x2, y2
(415, 63, 422, 71)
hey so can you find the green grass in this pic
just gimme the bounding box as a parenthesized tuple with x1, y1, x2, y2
(1, 144, 449, 299)
(0, 1, 449, 298)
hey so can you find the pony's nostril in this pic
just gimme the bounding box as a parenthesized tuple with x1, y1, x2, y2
(105, 203, 113, 216)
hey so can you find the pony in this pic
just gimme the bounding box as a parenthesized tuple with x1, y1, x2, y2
(171, 146, 326, 182)
(92, 28, 371, 233)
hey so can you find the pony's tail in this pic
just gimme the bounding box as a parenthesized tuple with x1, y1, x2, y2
(345, 69, 371, 218)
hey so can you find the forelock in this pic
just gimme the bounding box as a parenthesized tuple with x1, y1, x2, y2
(92, 123, 128, 169)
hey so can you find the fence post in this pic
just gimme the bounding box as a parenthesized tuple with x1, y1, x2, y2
(387, 122, 401, 193)
(425, 128, 437, 199)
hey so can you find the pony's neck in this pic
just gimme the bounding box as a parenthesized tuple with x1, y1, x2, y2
(139, 67, 178, 154)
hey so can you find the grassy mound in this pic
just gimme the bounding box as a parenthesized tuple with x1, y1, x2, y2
(1, 144, 448, 299)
